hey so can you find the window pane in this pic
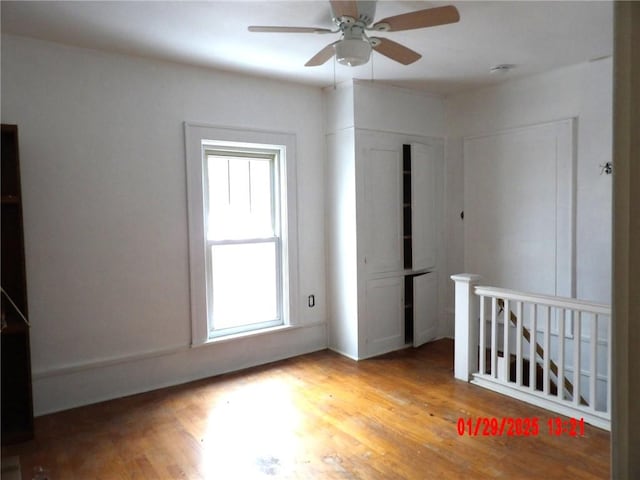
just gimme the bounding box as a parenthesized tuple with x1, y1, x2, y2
(211, 242, 278, 331)
(207, 156, 274, 240)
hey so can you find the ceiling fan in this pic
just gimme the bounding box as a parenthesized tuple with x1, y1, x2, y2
(248, 1, 460, 67)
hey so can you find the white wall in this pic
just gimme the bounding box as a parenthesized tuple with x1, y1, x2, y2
(325, 128, 359, 358)
(1, 34, 327, 415)
(443, 59, 613, 335)
(323, 81, 354, 134)
(353, 80, 446, 138)
(324, 79, 446, 137)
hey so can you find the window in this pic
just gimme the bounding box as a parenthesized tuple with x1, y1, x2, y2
(205, 148, 281, 336)
(185, 124, 298, 344)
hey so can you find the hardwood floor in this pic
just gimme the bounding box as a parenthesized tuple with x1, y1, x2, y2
(1, 339, 610, 479)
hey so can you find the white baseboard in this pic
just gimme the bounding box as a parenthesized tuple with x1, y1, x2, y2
(326, 346, 359, 361)
(33, 322, 327, 416)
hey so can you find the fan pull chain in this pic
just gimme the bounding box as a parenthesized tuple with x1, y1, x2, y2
(371, 52, 374, 82)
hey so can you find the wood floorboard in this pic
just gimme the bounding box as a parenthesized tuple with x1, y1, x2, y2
(1, 339, 610, 479)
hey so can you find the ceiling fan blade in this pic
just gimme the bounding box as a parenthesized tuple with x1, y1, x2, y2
(373, 5, 460, 32)
(248, 26, 333, 34)
(330, 0, 358, 19)
(305, 41, 339, 66)
(371, 38, 421, 65)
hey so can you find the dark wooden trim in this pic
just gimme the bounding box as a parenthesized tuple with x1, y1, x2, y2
(1, 123, 35, 445)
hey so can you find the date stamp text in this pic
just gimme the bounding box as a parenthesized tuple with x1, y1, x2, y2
(456, 417, 585, 437)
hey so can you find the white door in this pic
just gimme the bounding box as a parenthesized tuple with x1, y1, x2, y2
(365, 276, 404, 357)
(411, 143, 437, 271)
(463, 119, 574, 297)
(413, 272, 438, 347)
(361, 138, 403, 275)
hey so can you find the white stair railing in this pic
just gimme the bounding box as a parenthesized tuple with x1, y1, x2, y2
(452, 274, 611, 431)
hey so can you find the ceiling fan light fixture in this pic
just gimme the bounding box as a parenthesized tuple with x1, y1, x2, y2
(335, 38, 371, 66)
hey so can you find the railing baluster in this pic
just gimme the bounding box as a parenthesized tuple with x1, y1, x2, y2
(558, 309, 565, 401)
(590, 313, 597, 411)
(503, 298, 510, 382)
(516, 301, 523, 386)
(573, 311, 582, 406)
(530, 304, 537, 392)
(544, 306, 550, 395)
(479, 295, 486, 375)
(491, 297, 497, 379)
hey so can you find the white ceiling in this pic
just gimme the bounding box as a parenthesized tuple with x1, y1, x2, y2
(0, 1, 613, 94)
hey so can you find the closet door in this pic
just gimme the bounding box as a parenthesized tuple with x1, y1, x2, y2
(360, 136, 403, 275)
(463, 120, 574, 296)
(365, 276, 404, 357)
(411, 143, 437, 271)
(413, 272, 438, 347)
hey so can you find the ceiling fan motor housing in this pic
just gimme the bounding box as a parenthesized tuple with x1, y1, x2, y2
(332, 0, 377, 26)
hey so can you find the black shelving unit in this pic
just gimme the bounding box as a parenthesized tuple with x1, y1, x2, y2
(1, 124, 35, 444)
(402, 144, 413, 344)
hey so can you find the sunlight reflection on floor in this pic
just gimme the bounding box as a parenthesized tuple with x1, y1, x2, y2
(200, 375, 303, 478)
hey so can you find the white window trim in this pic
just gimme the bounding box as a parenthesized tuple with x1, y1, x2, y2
(184, 123, 299, 346)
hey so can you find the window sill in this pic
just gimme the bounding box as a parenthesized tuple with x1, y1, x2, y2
(191, 323, 315, 348)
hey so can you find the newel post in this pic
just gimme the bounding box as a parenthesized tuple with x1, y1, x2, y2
(451, 274, 482, 381)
